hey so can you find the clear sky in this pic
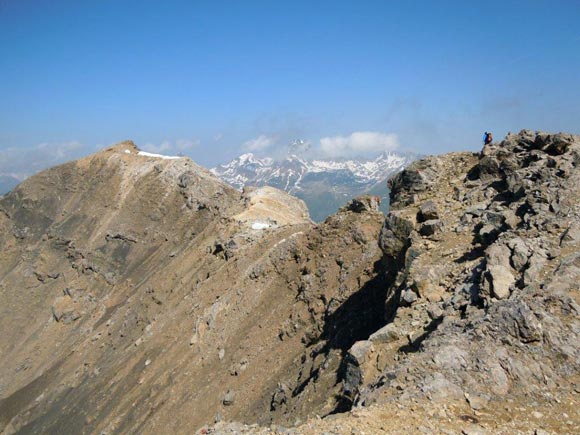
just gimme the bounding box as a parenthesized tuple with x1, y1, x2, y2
(1, 0, 579, 177)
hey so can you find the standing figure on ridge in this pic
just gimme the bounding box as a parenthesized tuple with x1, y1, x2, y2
(483, 131, 493, 145)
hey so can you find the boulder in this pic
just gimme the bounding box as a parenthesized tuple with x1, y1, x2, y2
(343, 341, 374, 397)
(560, 222, 580, 247)
(401, 288, 418, 306)
(379, 213, 414, 261)
(222, 389, 235, 406)
(369, 323, 400, 343)
(418, 200, 439, 222)
(342, 195, 381, 213)
(488, 265, 514, 300)
(507, 238, 531, 271)
(419, 219, 442, 237)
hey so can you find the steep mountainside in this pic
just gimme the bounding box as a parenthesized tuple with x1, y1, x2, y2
(211, 152, 414, 221)
(0, 142, 388, 434)
(1, 131, 579, 435)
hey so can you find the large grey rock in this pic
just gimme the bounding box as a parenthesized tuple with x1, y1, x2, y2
(535, 132, 574, 155)
(342, 195, 381, 213)
(493, 300, 543, 343)
(401, 288, 418, 306)
(369, 323, 400, 343)
(523, 251, 547, 287)
(343, 341, 374, 397)
(560, 222, 580, 247)
(419, 219, 442, 236)
(507, 238, 531, 271)
(488, 265, 514, 300)
(421, 372, 463, 401)
(379, 213, 414, 261)
(418, 200, 439, 222)
(486, 244, 512, 267)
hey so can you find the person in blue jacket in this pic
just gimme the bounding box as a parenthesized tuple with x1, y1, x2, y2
(483, 131, 493, 145)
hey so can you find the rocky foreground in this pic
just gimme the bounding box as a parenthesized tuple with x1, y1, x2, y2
(0, 132, 579, 434)
(209, 130, 580, 435)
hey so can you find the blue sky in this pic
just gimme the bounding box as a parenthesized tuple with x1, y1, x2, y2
(1, 0, 579, 176)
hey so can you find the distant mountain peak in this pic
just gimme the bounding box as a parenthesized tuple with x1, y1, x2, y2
(212, 151, 416, 221)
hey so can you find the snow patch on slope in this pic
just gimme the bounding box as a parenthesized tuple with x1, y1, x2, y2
(137, 151, 182, 160)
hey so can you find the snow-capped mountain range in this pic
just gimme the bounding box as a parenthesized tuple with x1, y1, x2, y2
(212, 152, 416, 221)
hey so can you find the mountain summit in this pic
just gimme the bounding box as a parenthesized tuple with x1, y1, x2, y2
(211, 152, 415, 221)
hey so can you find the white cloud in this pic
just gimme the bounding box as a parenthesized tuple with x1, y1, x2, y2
(143, 139, 199, 155)
(243, 135, 275, 152)
(319, 131, 400, 157)
(0, 141, 88, 180)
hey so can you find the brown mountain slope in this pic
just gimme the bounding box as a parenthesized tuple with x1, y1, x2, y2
(0, 143, 387, 434)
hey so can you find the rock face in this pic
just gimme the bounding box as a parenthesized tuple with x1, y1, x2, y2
(332, 130, 580, 432)
(1, 131, 580, 435)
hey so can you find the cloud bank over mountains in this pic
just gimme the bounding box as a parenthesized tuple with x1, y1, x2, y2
(1, 131, 403, 187)
(319, 131, 400, 157)
(241, 130, 400, 159)
(142, 139, 200, 155)
(242, 135, 276, 152)
(0, 141, 87, 181)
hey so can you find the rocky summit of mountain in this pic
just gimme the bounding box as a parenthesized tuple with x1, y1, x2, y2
(211, 152, 415, 221)
(1, 131, 580, 435)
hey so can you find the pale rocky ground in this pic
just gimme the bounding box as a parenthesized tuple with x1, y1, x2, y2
(1, 132, 579, 435)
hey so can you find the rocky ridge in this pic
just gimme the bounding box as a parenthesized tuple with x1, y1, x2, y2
(0, 132, 579, 435)
(208, 130, 580, 434)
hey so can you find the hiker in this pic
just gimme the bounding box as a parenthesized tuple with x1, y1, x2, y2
(483, 131, 493, 145)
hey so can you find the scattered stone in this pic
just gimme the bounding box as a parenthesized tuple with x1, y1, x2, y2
(222, 389, 235, 406)
(419, 219, 443, 237)
(418, 200, 439, 222)
(369, 323, 400, 343)
(52, 296, 81, 324)
(488, 265, 514, 300)
(465, 391, 490, 410)
(401, 289, 418, 306)
(342, 195, 381, 213)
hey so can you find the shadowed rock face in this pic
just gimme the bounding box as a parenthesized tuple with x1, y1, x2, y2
(2, 131, 580, 435)
(0, 143, 389, 433)
(334, 131, 580, 430)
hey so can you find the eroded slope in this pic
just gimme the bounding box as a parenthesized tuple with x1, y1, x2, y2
(0, 143, 388, 434)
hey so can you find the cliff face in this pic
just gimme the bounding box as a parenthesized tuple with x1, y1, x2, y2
(1, 131, 580, 435)
(325, 130, 580, 434)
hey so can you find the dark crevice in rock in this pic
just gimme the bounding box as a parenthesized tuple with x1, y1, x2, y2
(398, 317, 444, 354)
